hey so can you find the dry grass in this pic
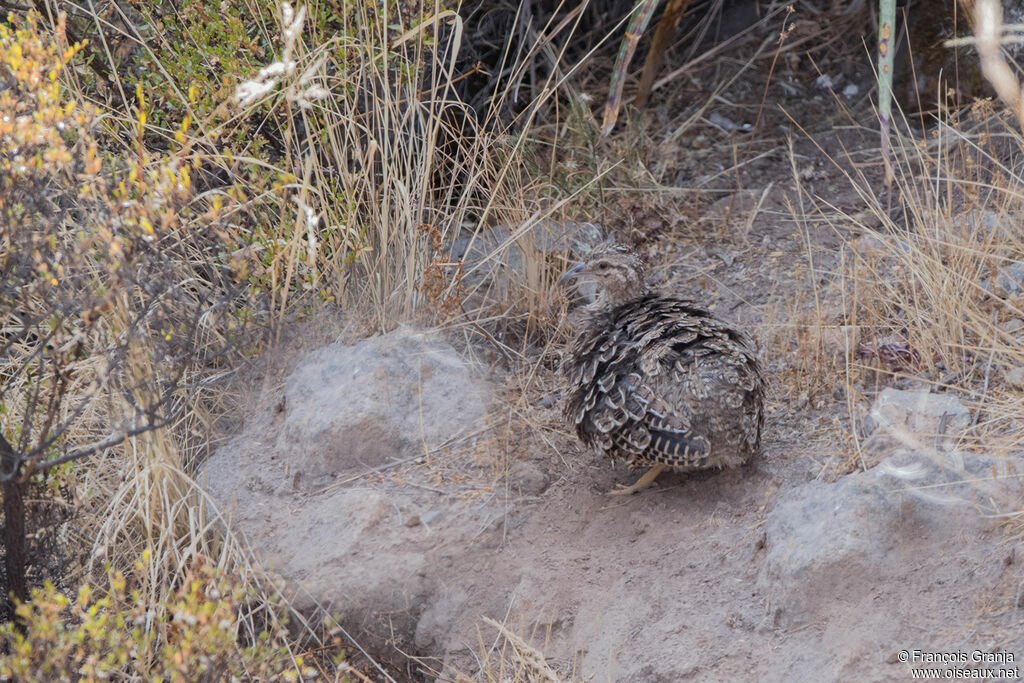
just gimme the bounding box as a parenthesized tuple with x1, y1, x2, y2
(244, 0, 608, 339)
(470, 617, 566, 682)
(780, 2, 1024, 493)
(0, 11, 315, 679)
(412, 615, 571, 683)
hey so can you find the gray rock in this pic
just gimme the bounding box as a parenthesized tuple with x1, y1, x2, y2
(449, 221, 602, 298)
(708, 111, 744, 131)
(758, 471, 893, 616)
(873, 449, 1014, 508)
(982, 261, 1024, 297)
(999, 318, 1024, 334)
(865, 388, 970, 452)
(849, 231, 911, 256)
(957, 209, 1019, 243)
(275, 328, 488, 487)
(449, 221, 602, 268)
(200, 328, 500, 657)
(758, 450, 1006, 628)
(1006, 367, 1024, 390)
(420, 510, 443, 525)
(414, 587, 470, 651)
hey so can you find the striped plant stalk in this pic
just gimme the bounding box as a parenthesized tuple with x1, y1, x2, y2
(602, 0, 662, 135)
(878, 0, 896, 186)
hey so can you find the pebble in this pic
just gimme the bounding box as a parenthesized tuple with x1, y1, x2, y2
(999, 318, 1024, 334)
(1006, 367, 1024, 390)
(421, 510, 443, 525)
(507, 461, 550, 496)
(709, 111, 742, 131)
(984, 262, 1024, 296)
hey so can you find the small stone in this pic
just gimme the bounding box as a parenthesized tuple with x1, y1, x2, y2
(868, 388, 970, 451)
(420, 510, 442, 525)
(851, 233, 885, 255)
(507, 461, 550, 496)
(983, 262, 1024, 296)
(999, 318, 1024, 333)
(1005, 367, 1024, 390)
(842, 83, 859, 98)
(709, 111, 742, 131)
(404, 515, 421, 527)
(540, 395, 554, 409)
(850, 232, 910, 256)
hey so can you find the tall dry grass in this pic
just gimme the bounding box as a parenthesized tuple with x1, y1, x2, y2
(226, 0, 617, 341)
(784, 0, 1024, 494)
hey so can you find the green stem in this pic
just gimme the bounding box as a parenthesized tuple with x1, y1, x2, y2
(878, 0, 896, 187)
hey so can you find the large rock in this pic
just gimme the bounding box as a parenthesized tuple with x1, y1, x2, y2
(274, 329, 488, 488)
(201, 328, 501, 655)
(758, 450, 1011, 629)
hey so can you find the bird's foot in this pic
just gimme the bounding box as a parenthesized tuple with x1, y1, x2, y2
(607, 463, 667, 496)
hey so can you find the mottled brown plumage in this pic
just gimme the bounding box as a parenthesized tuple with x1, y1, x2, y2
(560, 242, 765, 494)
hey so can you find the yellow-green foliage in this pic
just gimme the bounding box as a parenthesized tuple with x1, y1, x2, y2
(0, 9, 196, 296)
(0, 557, 316, 682)
(0, 11, 91, 197)
(0, 12, 321, 681)
(126, 0, 274, 133)
(1, 5, 256, 372)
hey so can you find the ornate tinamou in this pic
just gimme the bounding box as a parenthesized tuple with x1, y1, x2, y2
(559, 242, 765, 495)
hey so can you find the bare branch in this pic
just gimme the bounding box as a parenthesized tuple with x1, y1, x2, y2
(17, 417, 175, 479)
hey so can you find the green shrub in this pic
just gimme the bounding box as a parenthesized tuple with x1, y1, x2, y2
(1, 556, 317, 681)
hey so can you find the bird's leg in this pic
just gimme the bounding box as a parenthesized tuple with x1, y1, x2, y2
(608, 463, 667, 495)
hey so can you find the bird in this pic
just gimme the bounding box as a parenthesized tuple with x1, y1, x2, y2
(559, 241, 765, 495)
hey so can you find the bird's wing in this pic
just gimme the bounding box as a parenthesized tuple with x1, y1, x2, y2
(579, 356, 712, 468)
(608, 373, 713, 468)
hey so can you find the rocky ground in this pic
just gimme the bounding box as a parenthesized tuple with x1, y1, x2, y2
(201, 4, 1024, 681)
(202, 292, 1024, 682)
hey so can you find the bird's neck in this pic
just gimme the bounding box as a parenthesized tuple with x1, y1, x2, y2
(588, 286, 650, 315)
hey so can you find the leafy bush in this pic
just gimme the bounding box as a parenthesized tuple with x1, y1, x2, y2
(1, 2, 257, 627)
(1, 556, 317, 681)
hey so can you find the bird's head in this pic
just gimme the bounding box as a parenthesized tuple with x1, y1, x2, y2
(559, 241, 648, 310)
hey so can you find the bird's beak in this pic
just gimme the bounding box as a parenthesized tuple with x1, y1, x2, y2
(558, 262, 585, 286)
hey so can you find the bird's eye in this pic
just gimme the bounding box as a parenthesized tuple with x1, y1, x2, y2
(596, 262, 609, 271)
